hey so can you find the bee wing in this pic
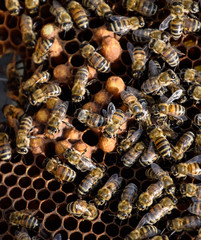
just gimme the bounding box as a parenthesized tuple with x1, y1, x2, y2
(151, 162, 166, 178)
(80, 156, 97, 171)
(188, 202, 201, 216)
(166, 89, 183, 104)
(147, 140, 156, 153)
(109, 15, 129, 21)
(192, 197, 201, 203)
(54, 233, 62, 240)
(136, 213, 150, 229)
(148, 60, 161, 78)
(127, 42, 135, 63)
(126, 86, 141, 98)
(52, 0, 61, 8)
(159, 15, 173, 30)
(106, 102, 116, 121)
(105, 173, 123, 186)
(186, 155, 201, 164)
(129, 127, 143, 142)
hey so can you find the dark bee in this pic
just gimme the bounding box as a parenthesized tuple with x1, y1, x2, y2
(80, 42, 110, 73)
(67, 199, 98, 220)
(125, 225, 161, 240)
(107, 16, 145, 35)
(5, 0, 21, 15)
(45, 157, 76, 183)
(122, 0, 158, 16)
(78, 165, 106, 196)
(46, 101, 69, 136)
(25, 0, 39, 14)
(9, 211, 40, 230)
(95, 174, 122, 206)
(171, 155, 201, 180)
(16, 116, 33, 155)
(0, 133, 12, 161)
(172, 131, 195, 161)
(117, 183, 138, 220)
(50, 0, 73, 31)
(32, 38, 54, 64)
(139, 141, 159, 167)
(66, 1, 89, 29)
(20, 14, 36, 48)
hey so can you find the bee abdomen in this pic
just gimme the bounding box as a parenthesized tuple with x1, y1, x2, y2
(138, 1, 158, 16)
(71, 8, 88, 29)
(155, 137, 171, 158)
(0, 144, 12, 161)
(170, 18, 184, 40)
(89, 53, 110, 73)
(163, 47, 179, 67)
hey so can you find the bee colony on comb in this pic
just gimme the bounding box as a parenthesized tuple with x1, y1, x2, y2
(1, 0, 201, 239)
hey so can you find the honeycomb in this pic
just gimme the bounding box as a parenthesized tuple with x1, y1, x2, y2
(1, 0, 201, 239)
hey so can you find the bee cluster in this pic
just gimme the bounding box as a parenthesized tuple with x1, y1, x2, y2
(1, 0, 201, 239)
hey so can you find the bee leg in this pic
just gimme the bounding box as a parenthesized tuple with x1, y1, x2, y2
(62, 120, 73, 128)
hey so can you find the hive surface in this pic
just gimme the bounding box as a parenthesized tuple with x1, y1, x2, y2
(0, 0, 201, 240)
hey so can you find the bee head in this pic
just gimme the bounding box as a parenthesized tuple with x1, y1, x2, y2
(179, 183, 186, 195)
(138, 17, 145, 27)
(117, 146, 123, 154)
(149, 39, 156, 49)
(168, 194, 178, 205)
(117, 211, 130, 220)
(80, 41, 89, 49)
(167, 184, 176, 195)
(187, 85, 195, 96)
(95, 197, 105, 206)
(72, 95, 83, 102)
(29, 96, 36, 106)
(136, 201, 146, 211)
(63, 148, 72, 158)
(17, 147, 28, 155)
(161, 31, 170, 42)
(10, 8, 20, 15)
(47, 126, 57, 135)
(171, 165, 178, 176)
(191, 2, 199, 13)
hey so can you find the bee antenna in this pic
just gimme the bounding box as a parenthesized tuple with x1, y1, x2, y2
(25, 103, 30, 113)
(169, 231, 176, 237)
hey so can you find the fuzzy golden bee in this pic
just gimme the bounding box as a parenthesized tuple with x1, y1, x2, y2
(124, 225, 161, 240)
(32, 38, 54, 64)
(117, 183, 138, 220)
(137, 195, 177, 229)
(5, 0, 21, 15)
(67, 199, 98, 220)
(188, 85, 201, 102)
(139, 141, 159, 167)
(80, 42, 110, 73)
(45, 157, 76, 183)
(78, 165, 106, 196)
(20, 14, 36, 48)
(107, 16, 145, 35)
(63, 147, 97, 172)
(16, 116, 33, 155)
(50, 0, 73, 31)
(180, 183, 201, 199)
(172, 131, 195, 161)
(25, 0, 39, 14)
(121, 142, 145, 167)
(3, 104, 25, 123)
(182, 68, 201, 84)
(171, 155, 201, 180)
(117, 125, 143, 154)
(9, 211, 40, 230)
(29, 83, 61, 106)
(0, 133, 12, 161)
(66, 1, 89, 29)
(95, 173, 122, 206)
(46, 101, 69, 136)
(148, 38, 179, 67)
(122, 0, 158, 16)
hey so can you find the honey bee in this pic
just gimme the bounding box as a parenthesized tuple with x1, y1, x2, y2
(95, 174, 123, 206)
(136, 195, 177, 229)
(5, 0, 21, 15)
(117, 125, 143, 154)
(9, 211, 40, 230)
(46, 101, 69, 136)
(106, 16, 145, 35)
(80, 42, 110, 73)
(124, 225, 161, 240)
(32, 38, 54, 64)
(77, 108, 106, 128)
(66, 1, 89, 29)
(180, 183, 201, 199)
(132, 29, 170, 43)
(121, 142, 146, 167)
(63, 147, 97, 172)
(152, 89, 186, 123)
(82, 0, 112, 19)
(45, 157, 76, 183)
(127, 43, 147, 79)
(117, 183, 138, 220)
(29, 83, 61, 106)
(168, 83, 187, 104)
(25, 0, 39, 14)
(0, 133, 12, 161)
(188, 85, 201, 102)
(3, 104, 25, 122)
(78, 165, 106, 196)
(16, 116, 33, 155)
(149, 127, 171, 159)
(67, 199, 98, 220)
(50, 0, 73, 31)
(182, 68, 201, 84)
(23, 67, 51, 93)
(136, 180, 164, 211)
(139, 141, 159, 167)
(150, 236, 169, 240)
(141, 68, 179, 95)
(183, 16, 201, 33)
(72, 67, 89, 102)
(148, 39, 179, 67)
(122, 0, 158, 16)
(103, 102, 127, 139)
(15, 227, 31, 240)
(172, 131, 195, 161)
(150, 163, 176, 195)
(171, 155, 201, 180)
(188, 199, 201, 216)
(167, 215, 201, 233)
(20, 14, 36, 48)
